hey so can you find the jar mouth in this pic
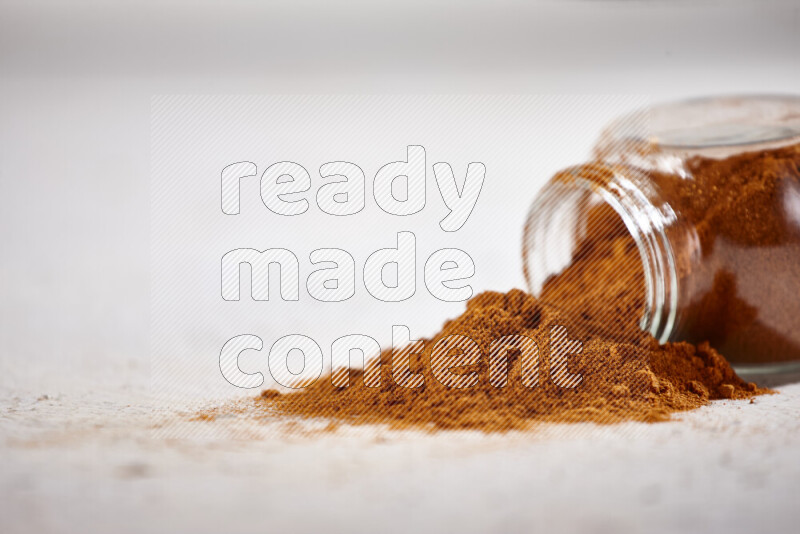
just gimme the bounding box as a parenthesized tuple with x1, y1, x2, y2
(523, 166, 679, 343)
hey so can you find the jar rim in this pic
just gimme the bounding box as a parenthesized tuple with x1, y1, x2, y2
(522, 164, 679, 343)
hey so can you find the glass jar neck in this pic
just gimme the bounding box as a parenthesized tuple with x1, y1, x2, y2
(589, 165, 681, 342)
(523, 163, 684, 343)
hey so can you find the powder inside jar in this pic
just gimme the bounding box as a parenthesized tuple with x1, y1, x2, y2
(545, 142, 800, 365)
(655, 143, 800, 364)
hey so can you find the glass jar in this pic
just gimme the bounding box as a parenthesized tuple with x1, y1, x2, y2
(523, 95, 800, 374)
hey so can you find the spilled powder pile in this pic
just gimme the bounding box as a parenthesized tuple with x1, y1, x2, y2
(256, 289, 766, 432)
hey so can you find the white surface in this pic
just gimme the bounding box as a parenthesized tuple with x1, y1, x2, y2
(2, 376, 799, 534)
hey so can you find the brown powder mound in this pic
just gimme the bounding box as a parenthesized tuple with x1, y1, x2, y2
(256, 290, 766, 432)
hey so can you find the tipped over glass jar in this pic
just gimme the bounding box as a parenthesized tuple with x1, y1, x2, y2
(523, 95, 800, 374)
